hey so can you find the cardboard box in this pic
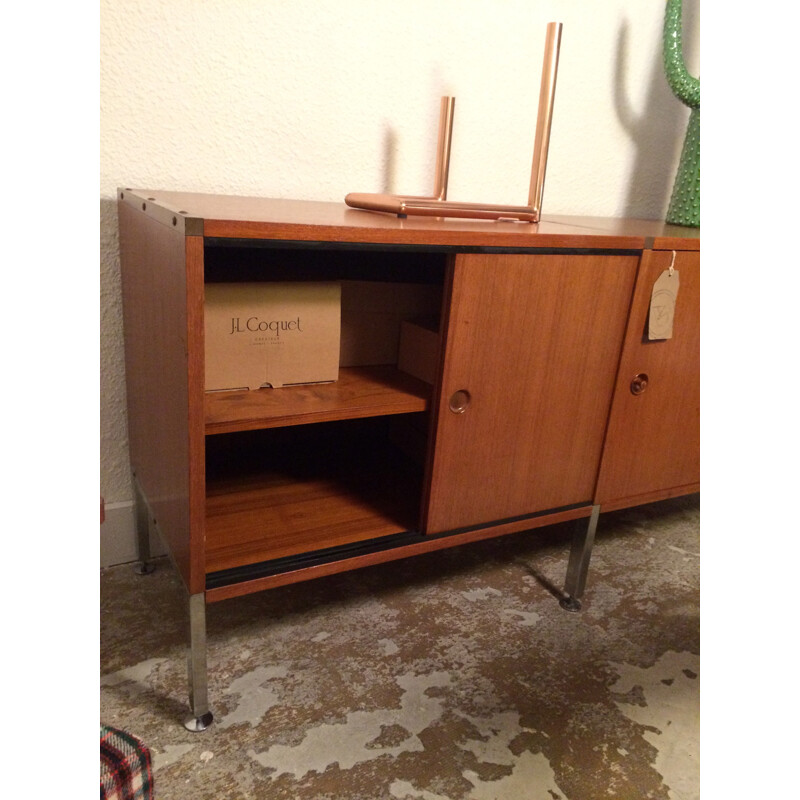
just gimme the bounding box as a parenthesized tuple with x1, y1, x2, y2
(397, 318, 441, 385)
(339, 281, 442, 367)
(204, 282, 341, 390)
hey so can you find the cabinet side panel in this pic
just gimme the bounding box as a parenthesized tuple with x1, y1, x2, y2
(118, 202, 201, 590)
(594, 250, 700, 505)
(185, 236, 206, 593)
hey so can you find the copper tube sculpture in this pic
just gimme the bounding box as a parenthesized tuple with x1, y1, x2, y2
(345, 22, 562, 223)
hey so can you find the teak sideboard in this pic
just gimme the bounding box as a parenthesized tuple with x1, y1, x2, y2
(117, 189, 699, 730)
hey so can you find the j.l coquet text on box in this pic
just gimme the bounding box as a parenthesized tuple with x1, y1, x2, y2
(204, 282, 341, 390)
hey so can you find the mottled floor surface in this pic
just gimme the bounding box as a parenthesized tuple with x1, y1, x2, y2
(100, 494, 699, 800)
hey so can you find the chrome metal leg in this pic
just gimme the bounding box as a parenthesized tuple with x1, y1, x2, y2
(560, 505, 601, 612)
(133, 480, 155, 575)
(184, 592, 214, 731)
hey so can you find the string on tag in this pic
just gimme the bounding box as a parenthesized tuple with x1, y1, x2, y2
(669, 250, 676, 277)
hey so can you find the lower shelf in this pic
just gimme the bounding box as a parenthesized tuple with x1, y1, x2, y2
(204, 418, 425, 574)
(204, 501, 594, 600)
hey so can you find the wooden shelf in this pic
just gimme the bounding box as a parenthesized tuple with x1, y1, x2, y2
(204, 423, 422, 573)
(204, 365, 431, 435)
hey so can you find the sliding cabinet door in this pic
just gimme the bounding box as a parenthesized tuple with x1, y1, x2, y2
(424, 252, 637, 535)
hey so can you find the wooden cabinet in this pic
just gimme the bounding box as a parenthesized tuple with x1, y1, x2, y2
(116, 190, 699, 729)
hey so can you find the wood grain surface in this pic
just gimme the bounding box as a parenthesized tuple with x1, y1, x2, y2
(205, 366, 430, 434)
(594, 249, 700, 506)
(118, 205, 205, 593)
(424, 252, 638, 534)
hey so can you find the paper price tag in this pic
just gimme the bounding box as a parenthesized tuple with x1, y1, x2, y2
(648, 268, 680, 340)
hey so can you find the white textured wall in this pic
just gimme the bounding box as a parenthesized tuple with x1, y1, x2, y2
(100, 0, 699, 512)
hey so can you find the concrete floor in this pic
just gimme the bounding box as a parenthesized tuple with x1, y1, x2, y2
(101, 494, 699, 799)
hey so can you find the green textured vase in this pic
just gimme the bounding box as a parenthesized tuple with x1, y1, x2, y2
(663, 0, 699, 227)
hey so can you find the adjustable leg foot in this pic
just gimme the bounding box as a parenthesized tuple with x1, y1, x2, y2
(184, 711, 214, 732)
(561, 505, 600, 612)
(185, 592, 213, 731)
(559, 596, 582, 612)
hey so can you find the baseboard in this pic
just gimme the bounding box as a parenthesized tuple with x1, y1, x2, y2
(100, 501, 167, 568)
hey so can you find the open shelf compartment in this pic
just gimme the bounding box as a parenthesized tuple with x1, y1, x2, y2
(204, 417, 427, 575)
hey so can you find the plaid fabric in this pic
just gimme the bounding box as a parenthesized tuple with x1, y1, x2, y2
(100, 726, 154, 800)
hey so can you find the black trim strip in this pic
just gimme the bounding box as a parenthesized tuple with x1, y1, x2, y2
(205, 502, 588, 590)
(204, 237, 640, 257)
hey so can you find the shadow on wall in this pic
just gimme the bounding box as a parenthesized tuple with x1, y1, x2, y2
(614, 8, 697, 221)
(382, 125, 398, 194)
(100, 195, 133, 504)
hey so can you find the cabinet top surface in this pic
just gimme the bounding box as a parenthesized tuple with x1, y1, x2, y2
(118, 188, 699, 251)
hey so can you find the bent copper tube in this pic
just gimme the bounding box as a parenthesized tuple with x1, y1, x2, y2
(433, 95, 455, 201)
(529, 21, 562, 215)
(345, 22, 562, 223)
